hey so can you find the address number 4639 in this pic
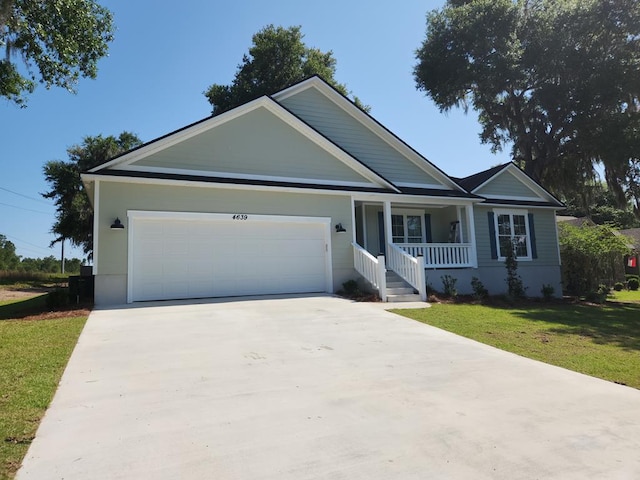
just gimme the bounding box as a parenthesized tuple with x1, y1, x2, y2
(232, 214, 248, 220)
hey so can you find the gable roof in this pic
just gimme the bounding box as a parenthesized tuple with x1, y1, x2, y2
(619, 228, 640, 249)
(453, 163, 510, 192)
(272, 76, 466, 192)
(89, 95, 401, 193)
(556, 216, 596, 227)
(455, 162, 564, 208)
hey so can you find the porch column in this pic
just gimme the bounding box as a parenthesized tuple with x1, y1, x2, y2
(383, 201, 392, 253)
(466, 204, 478, 268)
(350, 196, 356, 244)
(456, 206, 465, 242)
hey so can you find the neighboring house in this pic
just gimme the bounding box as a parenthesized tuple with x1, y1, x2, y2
(555, 216, 596, 228)
(82, 76, 564, 305)
(618, 228, 640, 277)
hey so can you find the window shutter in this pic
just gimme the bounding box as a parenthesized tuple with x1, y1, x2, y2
(377, 211, 386, 255)
(424, 213, 432, 243)
(488, 212, 498, 259)
(528, 213, 538, 259)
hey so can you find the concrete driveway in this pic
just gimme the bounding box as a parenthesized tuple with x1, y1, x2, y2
(17, 295, 640, 479)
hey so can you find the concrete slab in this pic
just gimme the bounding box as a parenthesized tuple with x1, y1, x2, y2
(17, 294, 640, 479)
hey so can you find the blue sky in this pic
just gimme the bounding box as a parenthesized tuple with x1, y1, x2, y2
(2, 0, 511, 261)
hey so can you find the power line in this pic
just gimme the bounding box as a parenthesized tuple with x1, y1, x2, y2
(3, 233, 52, 253)
(0, 201, 50, 215)
(0, 186, 51, 205)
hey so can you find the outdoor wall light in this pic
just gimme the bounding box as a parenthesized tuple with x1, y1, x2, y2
(110, 218, 125, 230)
(335, 223, 346, 233)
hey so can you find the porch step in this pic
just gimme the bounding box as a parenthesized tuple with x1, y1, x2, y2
(384, 270, 423, 302)
(386, 286, 415, 295)
(386, 293, 423, 303)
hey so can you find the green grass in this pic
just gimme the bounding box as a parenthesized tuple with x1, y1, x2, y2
(395, 302, 640, 389)
(610, 289, 640, 304)
(0, 297, 87, 479)
(0, 296, 48, 319)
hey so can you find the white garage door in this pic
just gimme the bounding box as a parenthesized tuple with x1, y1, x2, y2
(129, 212, 331, 302)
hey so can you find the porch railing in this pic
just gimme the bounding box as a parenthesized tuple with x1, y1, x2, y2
(386, 243, 427, 301)
(352, 243, 387, 301)
(396, 243, 474, 268)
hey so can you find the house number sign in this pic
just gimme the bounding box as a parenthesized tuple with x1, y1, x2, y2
(232, 214, 248, 220)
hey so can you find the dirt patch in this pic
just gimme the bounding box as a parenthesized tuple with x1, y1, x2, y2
(19, 308, 91, 321)
(0, 288, 49, 302)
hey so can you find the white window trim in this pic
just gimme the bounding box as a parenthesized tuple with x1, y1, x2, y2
(493, 208, 532, 261)
(391, 209, 426, 244)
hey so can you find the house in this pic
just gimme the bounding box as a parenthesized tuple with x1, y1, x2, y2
(82, 76, 564, 305)
(618, 228, 640, 277)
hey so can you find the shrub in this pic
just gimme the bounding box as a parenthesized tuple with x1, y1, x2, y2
(342, 279, 360, 295)
(46, 287, 69, 309)
(586, 284, 609, 304)
(614, 282, 625, 291)
(558, 223, 630, 296)
(504, 241, 526, 299)
(629, 277, 640, 291)
(470, 277, 488, 300)
(441, 275, 457, 298)
(541, 284, 555, 300)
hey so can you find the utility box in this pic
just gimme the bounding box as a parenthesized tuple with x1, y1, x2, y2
(68, 275, 95, 303)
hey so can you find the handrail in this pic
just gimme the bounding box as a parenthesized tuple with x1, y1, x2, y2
(352, 243, 387, 301)
(386, 243, 427, 301)
(396, 243, 473, 268)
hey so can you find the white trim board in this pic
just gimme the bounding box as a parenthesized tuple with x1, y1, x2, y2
(119, 165, 380, 189)
(81, 172, 480, 205)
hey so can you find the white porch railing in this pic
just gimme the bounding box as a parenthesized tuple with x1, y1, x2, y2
(386, 243, 427, 301)
(396, 243, 474, 268)
(352, 243, 387, 301)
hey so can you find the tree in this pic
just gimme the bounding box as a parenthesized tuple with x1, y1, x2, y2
(43, 132, 142, 257)
(0, 234, 19, 270)
(414, 0, 640, 213)
(562, 182, 640, 229)
(1, 0, 114, 106)
(204, 25, 367, 115)
(558, 223, 631, 295)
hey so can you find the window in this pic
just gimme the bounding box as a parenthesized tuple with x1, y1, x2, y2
(495, 210, 531, 260)
(391, 214, 424, 243)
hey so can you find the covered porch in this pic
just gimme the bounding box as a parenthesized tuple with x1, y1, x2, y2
(350, 196, 478, 301)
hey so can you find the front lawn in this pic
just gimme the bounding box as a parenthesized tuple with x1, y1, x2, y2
(0, 296, 88, 480)
(395, 302, 640, 389)
(610, 289, 640, 304)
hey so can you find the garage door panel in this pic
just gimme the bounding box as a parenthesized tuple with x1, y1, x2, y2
(130, 215, 329, 302)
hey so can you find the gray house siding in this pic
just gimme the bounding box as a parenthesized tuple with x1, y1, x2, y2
(279, 88, 442, 186)
(459, 205, 562, 296)
(133, 107, 369, 184)
(475, 171, 540, 198)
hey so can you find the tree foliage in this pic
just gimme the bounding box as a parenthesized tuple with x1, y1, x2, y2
(19, 255, 82, 273)
(558, 223, 631, 295)
(414, 0, 640, 213)
(0, 234, 19, 270)
(0, 0, 114, 106)
(43, 132, 142, 257)
(562, 182, 640, 229)
(204, 25, 367, 115)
